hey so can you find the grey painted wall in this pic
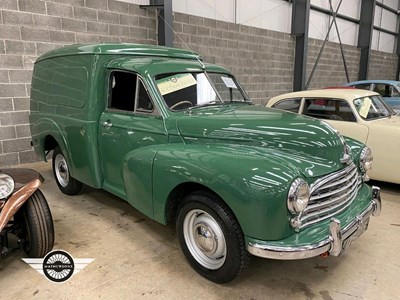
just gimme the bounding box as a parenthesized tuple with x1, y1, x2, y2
(0, 2, 398, 166)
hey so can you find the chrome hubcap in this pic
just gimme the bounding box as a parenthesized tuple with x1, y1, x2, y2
(54, 154, 69, 187)
(183, 209, 226, 269)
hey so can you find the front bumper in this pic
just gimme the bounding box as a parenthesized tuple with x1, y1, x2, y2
(248, 186, 382, 260)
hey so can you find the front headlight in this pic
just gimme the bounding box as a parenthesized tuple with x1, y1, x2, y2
(360, 146, 373, 173)
(0, 173, 15, 199)
(287, 178, 310, 214)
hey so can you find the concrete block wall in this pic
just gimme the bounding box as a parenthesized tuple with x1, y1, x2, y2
(0, 5, 398, 165)
(369, 50, 398, 80)
(306, 39, 361, 89)
(173, 12, 397, 101)
(172, 12, 295, 105)
(0, 0, 156, 166)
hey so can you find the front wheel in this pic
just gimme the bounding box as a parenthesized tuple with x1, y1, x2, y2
(176, 191, 250, 283)
(52, 146, 82, 195)
(16, 190, 55, 257)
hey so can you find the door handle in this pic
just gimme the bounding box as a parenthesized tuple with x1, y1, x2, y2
(102, 120, 112, 128)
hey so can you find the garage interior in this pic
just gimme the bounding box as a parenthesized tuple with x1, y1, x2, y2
(1, 0, 400, 299)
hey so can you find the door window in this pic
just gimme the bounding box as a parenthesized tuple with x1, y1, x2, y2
(109, 71, 155, 114)
(271, 98, 301, 113)
(303, 98, 356, 122)
(353, 83, 371, 90)
(372, 84, 390, 97)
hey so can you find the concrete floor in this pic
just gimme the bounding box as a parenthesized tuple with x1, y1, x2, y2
(0, 161, 399, 300)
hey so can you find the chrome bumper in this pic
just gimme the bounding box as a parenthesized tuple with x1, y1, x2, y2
(248, 186, 382, 260)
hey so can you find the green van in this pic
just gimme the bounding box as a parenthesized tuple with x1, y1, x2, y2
(30, 43, 381, 283)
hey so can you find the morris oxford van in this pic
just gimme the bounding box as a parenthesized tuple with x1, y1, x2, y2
(30, 43, 381, 283)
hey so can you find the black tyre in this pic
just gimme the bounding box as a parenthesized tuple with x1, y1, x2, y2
(52, 146, 82, 195)
(176, 191, 250, 283)
(16, 190, 55, 257)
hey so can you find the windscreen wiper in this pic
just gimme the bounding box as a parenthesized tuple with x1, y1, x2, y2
(188, 101, 224, 110)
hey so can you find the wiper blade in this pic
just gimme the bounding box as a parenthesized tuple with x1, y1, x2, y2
(189, 101, 224, 109)
(187, 100, 252, 112)
(224, 100, 253, 104)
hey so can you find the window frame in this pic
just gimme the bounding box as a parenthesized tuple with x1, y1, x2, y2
(107, 70, 158, 116)
(271, 98, 302, 113)
(352, 83, 372, 91)
(302, 97, 357, 122)
(153, 71, 251, 112)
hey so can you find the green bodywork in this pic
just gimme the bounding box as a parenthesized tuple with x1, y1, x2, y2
(30, 43, 372, 246)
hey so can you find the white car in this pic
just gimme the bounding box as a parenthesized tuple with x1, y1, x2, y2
(267, 89, 400, 184)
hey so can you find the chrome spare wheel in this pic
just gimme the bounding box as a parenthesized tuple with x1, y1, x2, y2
(54, 154, 69, 188)
(183, 209, 227, 269)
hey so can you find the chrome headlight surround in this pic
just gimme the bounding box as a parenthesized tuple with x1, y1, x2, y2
(0, 173, 15, 199)
(360, 146, 373, 173)
(287, 178, 310, 214)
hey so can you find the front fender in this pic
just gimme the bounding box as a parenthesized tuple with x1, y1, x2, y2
(0, 172, 43, 232)
(1, 168, 43, 191)
(152, 144, 302, 241)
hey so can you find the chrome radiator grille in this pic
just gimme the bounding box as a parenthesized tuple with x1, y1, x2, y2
(300, 164, 361, 229)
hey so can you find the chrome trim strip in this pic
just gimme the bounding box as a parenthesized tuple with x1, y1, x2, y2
(299, 190, 356, 228)
(309, 163, 356, 193)
(372, 186, 381, 216)
(247, 187, 381, 260)
(309, 169, 357, 201)
(302, 185, 357, 222)
(298, 164, 360, 230)
(307, 179, 357, 212)
(311, 167, 357, 193)
(329, 218, 342, 256)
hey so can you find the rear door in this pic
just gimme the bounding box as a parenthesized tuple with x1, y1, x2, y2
(98, 70, 167, 216)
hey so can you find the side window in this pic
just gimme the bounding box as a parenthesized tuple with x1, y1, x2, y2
(109, 71, 155, 114)
(304, 98, 356, 122)
(391, 85, 400, 97)
(136, 80, 154, 112)
(110, 72, 137, 111)
(373, 84, 390, 97)
(272, 99, 301, 113)
(354, 84, 371, 90)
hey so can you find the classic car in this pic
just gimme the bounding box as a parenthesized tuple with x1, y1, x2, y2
(30, 43, 381, 283)
(0, 168, 54, 258)
(268, 88, 400, 184)
(344, 79, 400, 112)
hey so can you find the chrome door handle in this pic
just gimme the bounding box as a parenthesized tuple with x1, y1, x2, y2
(102, 120, 112, 128)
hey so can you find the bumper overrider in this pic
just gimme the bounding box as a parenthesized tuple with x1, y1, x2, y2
(248, 186, 382, 260)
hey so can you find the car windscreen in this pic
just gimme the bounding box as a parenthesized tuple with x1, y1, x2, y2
(353, 95, 393, 120)
(155, 72, 249, 111)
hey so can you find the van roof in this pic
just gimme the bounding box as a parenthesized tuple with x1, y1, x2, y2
(36, 43, 201, 62)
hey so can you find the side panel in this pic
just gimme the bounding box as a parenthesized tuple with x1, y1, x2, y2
(326, 120, 369, 144)
(152, 144, 302, 241)
(98, 111, 167, 212)
(365, 125, 400, 183)
(121, 147, 159, 218)
(30, 54, 106, 188)
(30, 117, 102, 188)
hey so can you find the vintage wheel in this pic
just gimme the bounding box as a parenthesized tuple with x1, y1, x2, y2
(52, 146, 82, 195)
(16, 190, 55, 257)
(176, 191, 250, 283)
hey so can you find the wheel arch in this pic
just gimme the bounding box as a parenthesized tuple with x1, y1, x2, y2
(164, 182, 240, 228)
(152, 145, 295, 241)
(44, 135, 58, 153)
(31, 118, 70, 163)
